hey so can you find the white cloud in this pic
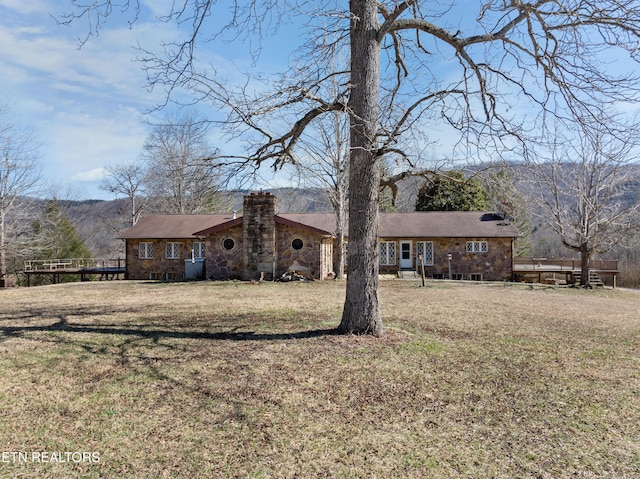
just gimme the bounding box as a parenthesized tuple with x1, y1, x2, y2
(38, 106, 149, 191)
(0, 0, 295, 198)
(71, 167, 107, 182)
(0, 22, 165, 107)
(140, 0, 176, 19)
(0, 0, 48, 15)
(0, 1, 163, 198)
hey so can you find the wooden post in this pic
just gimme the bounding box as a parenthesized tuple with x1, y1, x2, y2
(419, 254, 425, 287)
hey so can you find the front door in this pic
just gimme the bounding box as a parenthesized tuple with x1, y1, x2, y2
(399, 241, 412, 269)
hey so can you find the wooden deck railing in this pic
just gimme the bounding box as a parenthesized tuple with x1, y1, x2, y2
(23, 258, 124, 272)
(514, 257, 619, 271)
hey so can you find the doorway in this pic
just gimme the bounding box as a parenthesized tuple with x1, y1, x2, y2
(399, 241, 412, 269)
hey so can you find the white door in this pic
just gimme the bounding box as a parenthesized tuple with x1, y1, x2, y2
(399, 241, 413, 269)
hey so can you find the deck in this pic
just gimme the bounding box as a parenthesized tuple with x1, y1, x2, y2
(22, 258, 125, 286)
(513, 258, 619, 287)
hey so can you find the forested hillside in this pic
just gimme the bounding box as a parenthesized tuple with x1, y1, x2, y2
(25, 181, 640, 289)
(58, 189, 334, 260)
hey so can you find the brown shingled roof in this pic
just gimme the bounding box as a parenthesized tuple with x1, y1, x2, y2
(119, 211, 519, 240)
(119, 214, 235, 239)
(379, 211, 519, 238)
(277, 213, 337, 235)
(279, 211, 518, 238)
(193, 217, 243, 236)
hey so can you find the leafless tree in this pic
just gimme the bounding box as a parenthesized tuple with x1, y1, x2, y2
(142, 110, 223, 214)
(61, 1, 640, 334)
(292, 53, 350, 280)
(0, 105, 42, 282)
(524, 119, 640, 287)
(100, 161, 147, 226)
(296, 109, 349, 279)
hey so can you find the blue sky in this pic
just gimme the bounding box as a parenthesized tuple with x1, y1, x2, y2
(3, 1, 640, 200)
(0, 0, 296, 200)
(1, 0, 162, 198)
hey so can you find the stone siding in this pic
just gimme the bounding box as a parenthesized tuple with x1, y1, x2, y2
(442, 237, 513, 281)
(125, 239, 193, 280)
(242, 192, 278, 280)
(378, 237, 514, 281)
(275, 223, 332, 279)
(205, 225, 244, 279)
(123, 195, 516, 283)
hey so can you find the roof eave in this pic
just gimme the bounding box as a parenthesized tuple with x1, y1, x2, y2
(275, 215, 334, 236)
(193, 217, 243, 236)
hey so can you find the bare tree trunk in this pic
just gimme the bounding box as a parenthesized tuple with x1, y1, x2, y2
(130, 196, 138, 226)
(339, 0, 383, 336)
(580, 245, 591, 287)
(0, 210, 6, 279)
(335, 188, 346, 280)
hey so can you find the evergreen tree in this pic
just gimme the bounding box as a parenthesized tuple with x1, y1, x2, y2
(415, 172, 487, 212)
(31, 200, 92, 284)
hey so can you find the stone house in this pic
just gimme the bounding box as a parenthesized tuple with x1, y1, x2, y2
(119, 191, 520, 281)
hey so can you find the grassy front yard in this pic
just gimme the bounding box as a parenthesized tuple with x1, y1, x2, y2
(1, 280, 639, 478)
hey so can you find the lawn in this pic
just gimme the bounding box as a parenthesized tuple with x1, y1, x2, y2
(0, 279, 639, 478)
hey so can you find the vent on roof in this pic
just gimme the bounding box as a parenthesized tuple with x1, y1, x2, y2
(488, 211, 513, 226)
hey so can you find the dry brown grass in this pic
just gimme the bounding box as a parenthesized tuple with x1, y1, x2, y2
(0, 279, 639, 478)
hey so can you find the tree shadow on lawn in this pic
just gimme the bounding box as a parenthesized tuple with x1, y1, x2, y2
(0, 308, 347, 423)
(0, 322, 340, 341)
(0, 305, 340, 343)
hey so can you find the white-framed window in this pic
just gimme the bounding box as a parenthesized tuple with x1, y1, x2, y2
(193, 242, 205, 259)
(466, 241, 488, 253)
(416, 241, 434, 266)
(165, 242, 182, 259)
(469, 273, 483, 281)
(379, 241, 397, 266)
(452, 273, 464, 280)
(139, 242, 153, 259)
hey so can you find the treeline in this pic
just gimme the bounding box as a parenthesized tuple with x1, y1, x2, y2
(6, 176, 640, 288)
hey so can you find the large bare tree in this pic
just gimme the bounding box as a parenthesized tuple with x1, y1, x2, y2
(100, 161, 147, 226)
(524, 119, 640, 286)
(294, 82, 350, 279)
(0, 105, 41, 283)
(142, 110, 223, 214)
(61, 1, 640, 335)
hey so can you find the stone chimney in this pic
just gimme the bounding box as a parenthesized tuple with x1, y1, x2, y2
(242, 192, 279, 280)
